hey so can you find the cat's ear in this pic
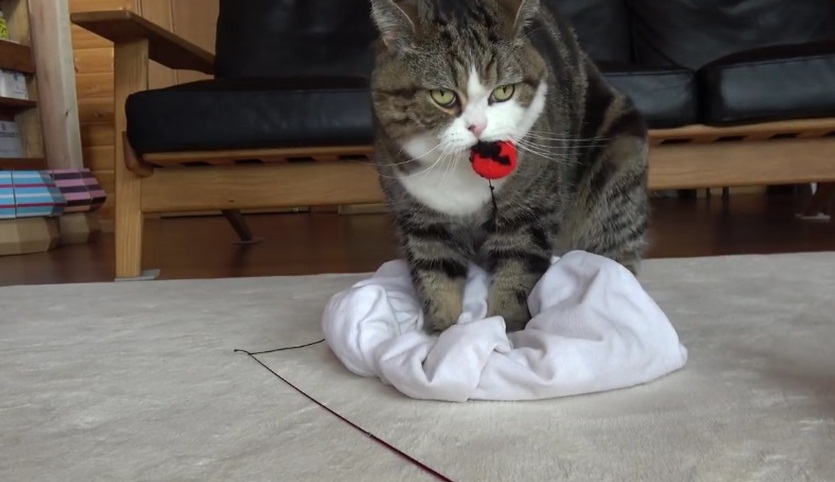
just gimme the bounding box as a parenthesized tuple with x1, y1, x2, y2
(499, 0, 541, 37)
(370, 0, 418, 53)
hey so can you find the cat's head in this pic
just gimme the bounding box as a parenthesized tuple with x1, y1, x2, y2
(370, 0, 548, 162)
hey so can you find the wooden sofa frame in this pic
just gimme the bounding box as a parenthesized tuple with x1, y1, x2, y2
(73, 10, 835, 280)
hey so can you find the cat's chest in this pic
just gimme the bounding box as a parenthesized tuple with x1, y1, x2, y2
(397, 163, 506, 217)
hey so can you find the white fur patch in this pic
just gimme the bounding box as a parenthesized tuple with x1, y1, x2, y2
(397, 139, 506, 216)
(467, 67, 489, 101)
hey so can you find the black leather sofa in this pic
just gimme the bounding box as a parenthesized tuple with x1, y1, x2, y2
(583, 0, 835, 128)
(124, 0, 835, 154)
(72, 1, 835, 280)
(126, 0, 379, 154)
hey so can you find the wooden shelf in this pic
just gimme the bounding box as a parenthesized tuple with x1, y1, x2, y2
(0, 157, 47, 170)
(0, 96, 36, 113)
(0, 39, 35, 74)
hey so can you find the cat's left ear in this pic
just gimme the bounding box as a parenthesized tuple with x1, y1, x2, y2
(499, 0, 541, 37)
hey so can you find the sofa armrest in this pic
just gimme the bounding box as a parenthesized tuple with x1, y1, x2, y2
(71, 10, 214, 75)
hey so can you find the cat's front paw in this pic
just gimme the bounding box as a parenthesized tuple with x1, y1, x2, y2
(424, 314, 458, 334)
(421, 292, 463, 334)
(424, 306, 461, 334)
(488, 292, 531, 332)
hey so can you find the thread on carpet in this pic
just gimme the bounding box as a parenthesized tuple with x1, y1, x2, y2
(234, 347, 455, 482)
(239, 339, 325, 356)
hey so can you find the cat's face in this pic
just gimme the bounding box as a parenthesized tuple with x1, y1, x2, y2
(371, 0, 548, 163)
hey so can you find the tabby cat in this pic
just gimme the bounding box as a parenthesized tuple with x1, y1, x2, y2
(369, 0, 649, 333)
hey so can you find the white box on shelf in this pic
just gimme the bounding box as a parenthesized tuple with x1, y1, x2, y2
(0, 69, 28, 100)
(0, 120, 24, 158)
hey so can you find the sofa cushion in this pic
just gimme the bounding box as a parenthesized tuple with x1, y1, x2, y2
(545, 0, 632, 63)
(699, 41, 835, 126)
(627, 0, 835, 70)
(214, 0, 377, 79)
(598, 62, 698, 128)
(125, 78, 374, 154)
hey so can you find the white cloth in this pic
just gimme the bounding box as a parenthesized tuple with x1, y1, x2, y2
(321, 251, 688, 402)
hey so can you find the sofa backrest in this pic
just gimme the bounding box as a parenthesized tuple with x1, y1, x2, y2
(545, 0, 633, 63)
(214, 0, 635, 78)
(627, 0, 835, 70)
(214, 0, 378, 79)
(215, 0, 835, 77)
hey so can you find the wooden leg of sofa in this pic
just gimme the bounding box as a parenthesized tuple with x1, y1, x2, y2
(221, 209, 262, 244)
(113, 39, 154, 280)
(801, 182, 835, 218)
(114, 156, 145, 279)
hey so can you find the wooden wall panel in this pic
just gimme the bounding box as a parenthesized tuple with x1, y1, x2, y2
(80, 123, 114, 147)
(83, 145, 116, 171)
(77, 97, 113, 124)
(137, 0, 217, 88)
(74, 47, 113, 74)
(76, 72, 114, 98)
(134, 0, 176, 89)
(71, 25, 110, 48)
(170, 0, 218, 85)
(70, 0, 218, 218)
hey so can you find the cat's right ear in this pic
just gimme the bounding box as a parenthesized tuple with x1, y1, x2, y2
(370, 0, 417, 53)
(498, 0, 541, 37)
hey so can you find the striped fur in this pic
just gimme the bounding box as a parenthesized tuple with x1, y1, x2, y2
(370, 0, 649, 332)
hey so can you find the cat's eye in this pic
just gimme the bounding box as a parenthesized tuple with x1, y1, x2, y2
(429, 89, 458, 108)
(491, 84, 516, 103)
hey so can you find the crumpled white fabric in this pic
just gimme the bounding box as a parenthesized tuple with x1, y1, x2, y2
(321, 251, 688, 402)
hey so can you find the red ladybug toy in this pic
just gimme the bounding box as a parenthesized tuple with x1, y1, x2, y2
(469, 140, 518, 180)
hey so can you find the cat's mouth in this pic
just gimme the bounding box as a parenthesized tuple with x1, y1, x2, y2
(438, 135, 515, 153)
(402, 132, 520, 168)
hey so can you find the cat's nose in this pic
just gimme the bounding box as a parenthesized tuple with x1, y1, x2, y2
(467, 122, 487, 136)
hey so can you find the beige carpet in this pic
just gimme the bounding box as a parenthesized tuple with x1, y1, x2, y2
(2, 253, 834, 481)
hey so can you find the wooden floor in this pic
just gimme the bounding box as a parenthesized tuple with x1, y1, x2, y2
(1, 192, 834, 286)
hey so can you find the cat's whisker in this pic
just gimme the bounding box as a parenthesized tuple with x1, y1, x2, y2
(522, 135, 608, 148)
(369, 142, 468, 180)
(518, 139, 607, 152)
(376, 142, 444, 168)
(437, 144, 469, 184)
(516, 138, 567, 153)
(524, 131, 611, 143)
(518, 147, 578, 162)
(368, 147, 447, 181)
(431, 144, 451, 174)
(520, 136, 604, 152)
(522, 134, 580, 143)
(528, 129, 611, 141)
(439, 147, 457, 185)
(516, 140, 582, 165)
(363, 162, 401, 180)
(519, 143, 605, 155)
(408, 142, 444, 161)
(416, 143, 453, 178)
(515, 142, 557, 159)
(525, 129, 609, 138)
